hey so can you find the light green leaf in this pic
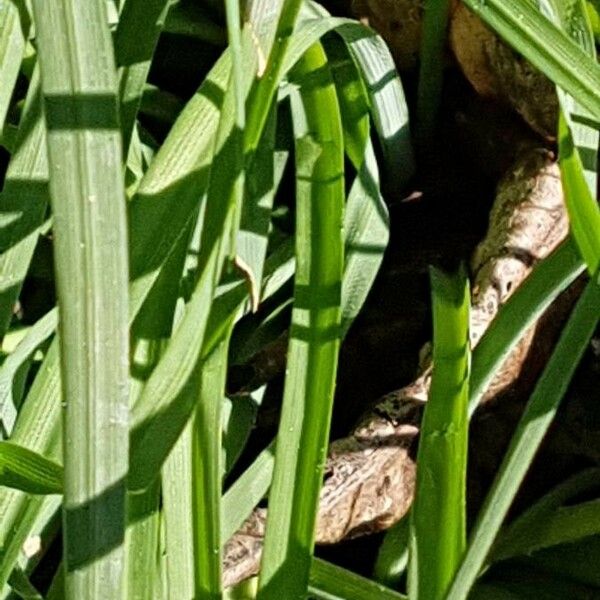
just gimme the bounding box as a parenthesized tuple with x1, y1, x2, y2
(409, 266, 470, 600)
(258, 41, 344, 598)
(0, 441, 62, 495)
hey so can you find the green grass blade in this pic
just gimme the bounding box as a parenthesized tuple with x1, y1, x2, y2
(45, 566, 65, 600)
(192, 331, 232, 598)
(342, 144, 389, 334)
(243, 0, 304, 156)
(324, 9, 415, 192)
(493, 471, 600, 560)
(222, 392, 261, 477)
(408, 266, 470, 600)
(447, 276, 600, 599)
(540, 0, 600, 275)
(162, 421, 195, 600)
(0, 0, 26, 132)
(492, 468, 600, 560)
(308, 558, 408, 600)
(225, 0, 244, 133)
(0, 342, 61, 589)
(125, 480, 161, 600)
(0, 309, 56, 437)
(257, 41, 344, 598)
(416, 0, 451, 146)
(127, 51, 228, 320)
(326, 35, 390, 333)
(461, 0, 600, 120)
(0, 71, 49, 338)
(558, 114, 600, 274)
(546, 0, 598, 194)
(139, 84, 184, 125)
(128, 262, 223, 491)
(31, 0, 129, 596)
(374, 515, 411, 589)
(114, 0, 172, 154)
(8, 566, 42, 600)
(222, 440, 275, 542)
(325, 34, 370, 169)
(0, 441, 62, 495)
(469, 237, 584, 414)
(0, 0, 170, 340)
(126, 234, 189, 600)
(333, 17, 415, 191)
(0, 48, 228, 593)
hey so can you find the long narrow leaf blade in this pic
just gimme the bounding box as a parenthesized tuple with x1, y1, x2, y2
(258, 41, 344, 598)
(447, 276, 600, 599)
(462, 0, 600, 120)
(309, 558, 408, 600)
(409, 266, 470, 600)
(0, 0, 26, 132)
(32, 1, 129, 597)
(0, 442, 62, 495)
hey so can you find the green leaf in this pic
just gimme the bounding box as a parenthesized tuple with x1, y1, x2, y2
(8, 566, 43, 600)
(0, 309, 55, 438)
(222, 440, 275, 543)
(374, 515, 411, 589)
(257, 41, 345, 598)
(522, 534, 600, 588)
(192, 330, 232, 597)
(557, 114, 600, 275)
(326, 34, 390, 334)
(222, 391, 261, 477)
(447, 277, 600, 599)
(409, 266, 470, 600)
(335, 19, 414, 191)
(0, 441, 62, 495)
(125, 480, 161, 600)
(163, 1, 226, 45)
(540, 0, 600, 276)
(32, 0, 130, 596)
(0, 0, 27, 132)
(461, 0, 600, 120)
(0, 71, 49, 339)
(114, 0, 173, 154)
(416, 0, 452, 146)
(492, 469, 600, 560)
(308, 558, 408, 600)
(162, 421, 195, 600)
(125, 230, 189, 600)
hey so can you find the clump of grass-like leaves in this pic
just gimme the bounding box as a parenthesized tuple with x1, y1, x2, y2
(0, 0, 598, 599)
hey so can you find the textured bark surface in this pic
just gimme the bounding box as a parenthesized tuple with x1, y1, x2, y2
(222, 147, 571, 588)
(449, 2, 558, 139)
